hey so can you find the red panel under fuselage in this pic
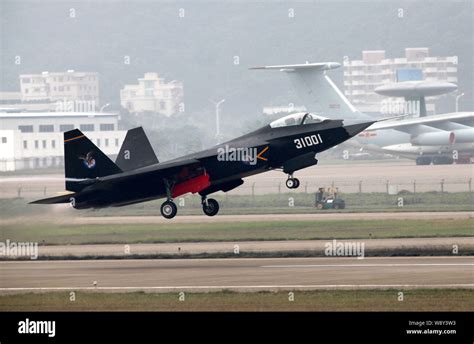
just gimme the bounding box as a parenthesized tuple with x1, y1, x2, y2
(172, 174, 211, 198)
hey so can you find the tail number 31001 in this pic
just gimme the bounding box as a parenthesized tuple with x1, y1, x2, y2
(294, 134, 323, 149)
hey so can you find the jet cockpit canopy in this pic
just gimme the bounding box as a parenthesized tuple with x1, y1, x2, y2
(269, 112, 326, 128)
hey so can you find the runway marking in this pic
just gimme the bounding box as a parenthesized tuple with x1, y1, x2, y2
(1, 284, 473, 292)
(261, 263, 474, 268)
(1, 256, 473, 264)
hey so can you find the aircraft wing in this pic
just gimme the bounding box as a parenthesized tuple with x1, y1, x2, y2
(250, 62, 341, 71)
(31, 156, 211, 204)
(30, 193, 75, 204)
(367, 112, 474, 133)
(99, 156, 204, 183)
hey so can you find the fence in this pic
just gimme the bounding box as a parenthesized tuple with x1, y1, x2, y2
(224, 178, 473, 195)
(1, 178, 472, 199)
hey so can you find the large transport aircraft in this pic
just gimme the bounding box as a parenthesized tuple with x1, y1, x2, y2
(32, 112, 374, 219)
(252, 62, 474, 165)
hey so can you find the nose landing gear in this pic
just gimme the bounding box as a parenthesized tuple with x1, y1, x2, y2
(202, 197, 219, 216)
(286, 174, 300, 189)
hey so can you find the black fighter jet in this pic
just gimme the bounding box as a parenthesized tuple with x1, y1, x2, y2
(32, 112, 374, 219)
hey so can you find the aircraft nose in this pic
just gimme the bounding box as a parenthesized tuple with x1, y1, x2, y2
(344, 121, 376, 137)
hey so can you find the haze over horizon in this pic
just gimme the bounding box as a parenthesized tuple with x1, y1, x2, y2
(1, 0, 472, 121)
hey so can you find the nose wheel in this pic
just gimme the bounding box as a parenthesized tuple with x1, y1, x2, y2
(286, 176, 300, 189)
(202, 197, 219, 216)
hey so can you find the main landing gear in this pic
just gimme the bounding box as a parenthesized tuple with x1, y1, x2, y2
(161, 178, 178, 219)
(202, 197, 219, 216)
(159, 178, 221, 219)
(160, 200, 178, 219)
(160, 198, 220, 219)
(286, 174, 300, 189)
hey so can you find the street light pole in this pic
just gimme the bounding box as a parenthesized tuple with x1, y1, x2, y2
(212, 98, 225, 143)
(100, 103, 111, 112)
(455, 93, 464, 113)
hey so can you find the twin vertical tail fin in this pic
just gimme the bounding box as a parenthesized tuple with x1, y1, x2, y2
(64, 129, 122, 191)
(115, 127, 159, 171)
(33, 127, 158, 202)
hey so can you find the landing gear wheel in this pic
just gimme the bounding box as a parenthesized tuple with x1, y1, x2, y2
(286, 177, 300, 189)
(161, 200, 177, 219)
(202, 198, 219, 216)
(293, 178, 300, 188)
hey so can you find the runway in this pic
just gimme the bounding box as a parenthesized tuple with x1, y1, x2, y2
(3, 211, 470, 227)
(1, 256, 473, 292)
(73, 211, 473, 224)
(29, 237, 474, 258)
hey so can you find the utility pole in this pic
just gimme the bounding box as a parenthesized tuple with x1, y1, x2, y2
(211, 98, 225, 143)
(100, 103, 111, 112)
(455, 93, 464, 113)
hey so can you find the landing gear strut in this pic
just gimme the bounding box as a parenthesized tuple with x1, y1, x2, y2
(161, 178, 177, 219)
(202, 197, 219, 216)
(286, 174, 300, 189)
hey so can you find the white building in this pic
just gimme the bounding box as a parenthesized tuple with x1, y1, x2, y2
(0, 91, 57, 112)
(343, 48, 458, 115)
(19, 70, 100, 108)
(0, 112, 126, 171)
(120, 73, 183, 117)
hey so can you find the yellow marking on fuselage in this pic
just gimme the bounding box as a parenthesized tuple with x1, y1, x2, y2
(64, 135, 85, 143)
(257, 146, 269, 161)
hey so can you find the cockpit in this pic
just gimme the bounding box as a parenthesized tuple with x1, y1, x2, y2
(269, 112, 326, 128)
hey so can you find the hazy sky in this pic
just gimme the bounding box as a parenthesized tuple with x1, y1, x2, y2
(1, 0, 472, 117)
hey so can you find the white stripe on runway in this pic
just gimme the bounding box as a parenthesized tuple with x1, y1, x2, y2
(1, 284, 473, 291)
(261, 263, 474, 268)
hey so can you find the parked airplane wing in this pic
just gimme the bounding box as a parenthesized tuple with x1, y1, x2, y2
(250, 62, 341, 71)
(367, 112, 474, 131)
